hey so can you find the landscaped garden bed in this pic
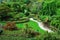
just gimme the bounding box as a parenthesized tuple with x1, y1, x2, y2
(0, 0, 60, 40)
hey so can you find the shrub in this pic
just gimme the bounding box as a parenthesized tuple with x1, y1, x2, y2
(0, 30, 3, 35)
(3, 22, 18, 31)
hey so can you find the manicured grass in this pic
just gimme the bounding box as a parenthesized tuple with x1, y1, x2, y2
(16, 23, 25, 28)
(0, 20, 46, 34)
(27, 20, 46, 34)
(15, 20, 46, 34)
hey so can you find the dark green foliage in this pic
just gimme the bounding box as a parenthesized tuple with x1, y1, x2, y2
(0, 0, 40, 21)
(42, 33, 60, 40)
(12, 3, 21, 12)
(40, 0, 56, 16)
(39, 0, 60, 30)
(0, 30, 3, 35)
(38, 1, 60, 40)
(25, 12, 30, 16)
(0, 4, 11, 21)
(0, 0, 60, 40)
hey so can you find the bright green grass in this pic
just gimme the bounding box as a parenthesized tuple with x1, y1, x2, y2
(0, 20, 46, 34)
(27, 20, 46, 34)
(15, 20, 46, 34)
(16, 23, 25, 28)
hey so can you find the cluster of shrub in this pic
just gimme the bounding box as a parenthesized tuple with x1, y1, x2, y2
(0, 0, 43, 21)
(0, 22, 18, 35)
(0, 0, 32, 21)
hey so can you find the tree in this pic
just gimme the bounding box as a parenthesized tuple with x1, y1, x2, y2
(0, 4, 11, 21)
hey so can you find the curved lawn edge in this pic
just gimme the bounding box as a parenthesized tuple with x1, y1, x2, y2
(29, 18, 53, 32)
(27, 20, 46, 34)
(16, 20, 46, 34)
(0, 19, 47, 34)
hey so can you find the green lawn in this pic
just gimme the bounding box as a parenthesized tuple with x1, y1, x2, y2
(16, 21, 46, 34)
(0, 20, 46, 40)
(27, 20, 46, 34)
(0, 20, 46, 34)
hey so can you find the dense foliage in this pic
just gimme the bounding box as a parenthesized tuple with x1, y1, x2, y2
(0, 0, 60, 40)
(39, 0, 60, 30)
(38, 0, 60, 40)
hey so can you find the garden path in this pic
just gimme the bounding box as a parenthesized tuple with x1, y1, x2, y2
(30, 18, 53, 32)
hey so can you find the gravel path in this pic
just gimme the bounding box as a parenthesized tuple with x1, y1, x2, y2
(30, 18, 53, 32)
